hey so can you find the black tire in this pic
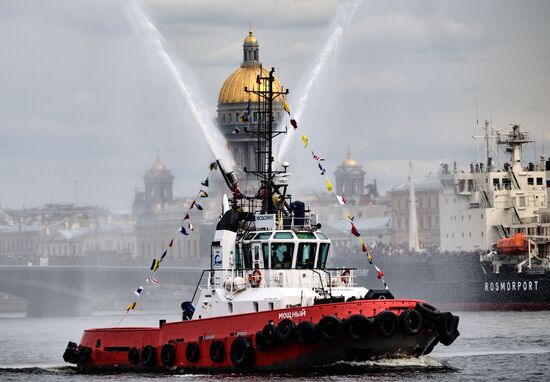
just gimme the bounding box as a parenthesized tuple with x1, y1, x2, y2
(262, 322, 277, 346)
(78, 346, 91, 362)
(128, 347, 140, 365)
(423, 338, 438, 355)
(438, 313, 460, 346)
(399, 309, 423, 335)
(416, 302, 441, 321)
(160, 344, 176, 367)
(210, 340, 225, 363)
(230, 337, 255, 368)
(317, 316, 343, 341)
(185, 342, 200, 363)
(374, 310, 399, 338)
(345, 314, 372, 341)
(140, 345, 157, 368)
(296, 321, 317, 346)
(276, 319, 295, 341)
(63, 348, 78, 364)
(255, 331, 268, 352)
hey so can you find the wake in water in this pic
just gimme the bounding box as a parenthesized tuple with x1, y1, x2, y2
(276, 0, 362, 165)
(130, 0, 234, 171)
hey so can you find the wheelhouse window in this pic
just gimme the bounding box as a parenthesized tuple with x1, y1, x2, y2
(271, 242, 294, 269)
(262, 243, 269, 268)
(296, 243, 317, 269)
(316, 243, 330, 269)
(242, 243, 252, 269)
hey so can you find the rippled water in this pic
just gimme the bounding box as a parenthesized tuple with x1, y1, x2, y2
(1, 311, 549, 381)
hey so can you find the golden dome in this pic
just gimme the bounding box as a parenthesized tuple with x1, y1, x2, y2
(218, 66, 283, 104)
(343, 158, 357, 166)
(151, 156, 167, 172)
(244, 34, 257, 44)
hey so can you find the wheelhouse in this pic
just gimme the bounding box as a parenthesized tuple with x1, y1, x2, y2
(237, 230, 331, 270)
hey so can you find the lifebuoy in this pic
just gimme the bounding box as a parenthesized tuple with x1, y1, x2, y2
(345, 314, 371, 341)
(262, 322, 277, 346)
(399, 309, 423, 335)
(160, 344, 176, 367)
(317, 315, 343, 341)
(248, 269, 262, 286)
(341, 269, 351, 285)
(185, 342, 200, 363)
(128, 347, 140, 365)
(276, 318, 295, 341)
(415, 302, 441, 321)
(374, 310, 399, 338)
(296, 321, 317, 346)
(140, 345, 157, 368)
(230, 337, 255, 368)
(210, 340, 225, 363)
(78, 346, 91, 362)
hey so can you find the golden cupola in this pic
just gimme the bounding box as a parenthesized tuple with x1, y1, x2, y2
(218, 27, 283, 104)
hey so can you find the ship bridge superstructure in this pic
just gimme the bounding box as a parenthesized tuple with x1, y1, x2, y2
(439, 124, 550, 257)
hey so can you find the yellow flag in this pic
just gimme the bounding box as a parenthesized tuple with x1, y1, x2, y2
(126, 302, 137, 312)
(326, 177, 333, 192)
(150, 258, 160, 272)
(301, 133, 309, 148)
(283, 99, 291, 115)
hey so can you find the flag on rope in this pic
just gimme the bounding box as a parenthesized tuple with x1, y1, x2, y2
(209, 162, 218, 171)
(134, 286, 143, 297)
(190, 201, 196, 210)
(348, 215, 355, 221)
(326, 177, 333, 192)
(180, 226, 189, 236)
(199, 190, 208, 198)
(126, 302, 137, 312)
(367, 253, 373, 264)
(183, 213, 190, 221)
(283, 99, 291, 115)
(232, 127, 240, 134)
(150, 258, 160, 272)
(351, 223, 360, 237)
(361, 242, 368, 253)
(318, 163, 326, 175)
(301, 133, 309, 148)
(160, 250, 168, 262)
(146, 276, 159, 285)
(312, 151, 325, 161)
(290, 119, 298, 129)
(256, 68, 261, 84)
(201, 178, 209, 187)
(375, 265, 384, 280)
(168, 239, 174, 248)
(336, 195, 347, 205)
(195, 203, 203, 211)
(188, 223, 194, 231)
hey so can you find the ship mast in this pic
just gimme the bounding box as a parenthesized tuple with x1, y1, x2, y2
(244, 67, 288, 213)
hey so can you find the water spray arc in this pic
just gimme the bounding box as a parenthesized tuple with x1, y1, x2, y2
(276, 0, 362, 164)
(131, 0, 234, 171)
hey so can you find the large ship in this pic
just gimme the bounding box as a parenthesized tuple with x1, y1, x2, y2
(62, 62, 460, 372)
(349, 124, 550, 310)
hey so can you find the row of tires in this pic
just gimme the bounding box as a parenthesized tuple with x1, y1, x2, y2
(64, 303, 458, 369)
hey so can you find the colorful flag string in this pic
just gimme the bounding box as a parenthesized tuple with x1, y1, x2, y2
(116, 162, 217, 325)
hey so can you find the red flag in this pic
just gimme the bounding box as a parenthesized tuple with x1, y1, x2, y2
(290, 119, 298, 129)
(256, 68, 261, 84)
(183, 213, 190, 220)
(361, 242, 367, 253)
(377, 270, 385, 280)
(168, 239, 174, 248)
(351, 223, 360, 237)
(190, 201, 196, 210)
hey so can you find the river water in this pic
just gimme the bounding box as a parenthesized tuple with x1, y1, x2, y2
(0, 311, 548, 381)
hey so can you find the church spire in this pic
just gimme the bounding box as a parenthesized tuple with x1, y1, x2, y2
(242, 25, 260, 67)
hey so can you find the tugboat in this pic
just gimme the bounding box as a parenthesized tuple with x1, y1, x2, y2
(63, 67, 460, 372)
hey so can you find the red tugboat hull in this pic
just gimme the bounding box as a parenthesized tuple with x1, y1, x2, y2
(67, 299, 458, 373)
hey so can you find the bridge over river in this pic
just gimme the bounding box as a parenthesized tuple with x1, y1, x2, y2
(0, 265, 204, 317)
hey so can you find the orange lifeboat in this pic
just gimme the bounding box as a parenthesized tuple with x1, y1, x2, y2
(497, 233, 529, 256)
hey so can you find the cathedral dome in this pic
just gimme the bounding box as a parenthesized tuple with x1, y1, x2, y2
(218, 66, 283, 104)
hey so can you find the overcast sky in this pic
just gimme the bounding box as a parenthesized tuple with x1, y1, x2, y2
(1, 0, 549, 210)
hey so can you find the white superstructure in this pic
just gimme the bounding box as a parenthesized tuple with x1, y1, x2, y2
(439, 125, 550, 252)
